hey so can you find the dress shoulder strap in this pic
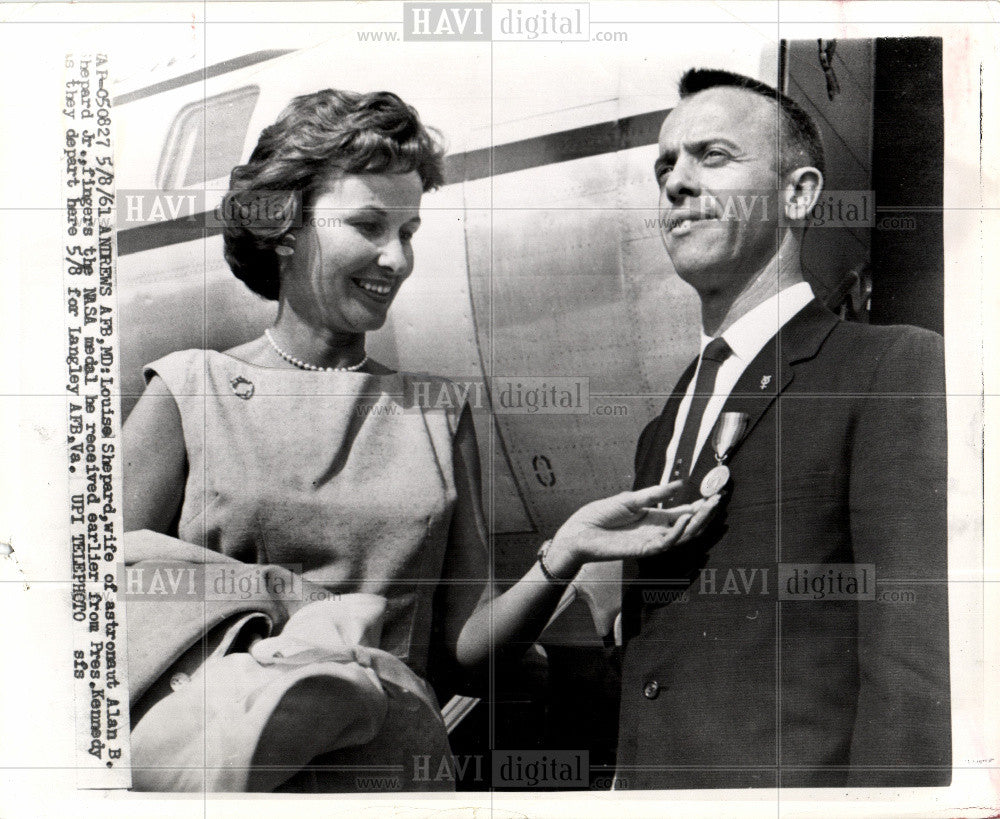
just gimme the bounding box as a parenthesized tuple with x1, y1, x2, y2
(141, 349, 212, 413)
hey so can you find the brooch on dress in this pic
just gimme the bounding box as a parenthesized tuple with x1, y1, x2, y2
(230, 376, 254, 400)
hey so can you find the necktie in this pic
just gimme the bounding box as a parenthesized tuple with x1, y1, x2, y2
(669, 336, 732, 480)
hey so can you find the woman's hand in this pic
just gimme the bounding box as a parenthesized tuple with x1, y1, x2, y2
(542, 482, 721, 579)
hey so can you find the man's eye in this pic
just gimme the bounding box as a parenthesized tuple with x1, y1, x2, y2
(703, 149, 729, 164)
(656, 166, 673, 184)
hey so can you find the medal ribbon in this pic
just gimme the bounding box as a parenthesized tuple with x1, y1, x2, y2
(710, 411, 750, 464)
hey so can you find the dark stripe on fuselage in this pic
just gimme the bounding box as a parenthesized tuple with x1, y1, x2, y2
(445, 108, 667, 181)
(117, 107, 670, 256)
(113, 50, 295, 106)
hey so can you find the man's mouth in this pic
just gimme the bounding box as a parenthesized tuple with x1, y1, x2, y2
(351, 278, 394, 303)
(665, 210, 719, 235)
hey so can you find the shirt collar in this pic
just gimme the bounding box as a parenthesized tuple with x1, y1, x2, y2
(700, 281, 815, 363)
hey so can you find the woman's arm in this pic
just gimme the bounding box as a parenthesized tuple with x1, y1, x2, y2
(441, 405, 718, 671)
(122, 375, 187, 533)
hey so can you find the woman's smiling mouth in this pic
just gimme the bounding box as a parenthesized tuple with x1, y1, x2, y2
(351, 278, 394, 302)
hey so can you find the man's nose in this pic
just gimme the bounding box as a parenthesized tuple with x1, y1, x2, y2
(663, 155, 700, 203)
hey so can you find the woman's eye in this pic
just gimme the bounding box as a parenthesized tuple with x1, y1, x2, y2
(352, 221, 381, 238)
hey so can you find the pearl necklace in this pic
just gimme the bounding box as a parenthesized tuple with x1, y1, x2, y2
(264, 329, 369, 372)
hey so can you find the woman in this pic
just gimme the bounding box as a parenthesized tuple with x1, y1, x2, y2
(123, 89, 718, 791)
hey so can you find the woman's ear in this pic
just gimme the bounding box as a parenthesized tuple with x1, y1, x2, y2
(782, 166, 823, 222)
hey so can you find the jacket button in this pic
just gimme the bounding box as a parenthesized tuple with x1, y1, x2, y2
(643, 680, 660, 700)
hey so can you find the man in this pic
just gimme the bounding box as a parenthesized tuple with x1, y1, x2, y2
(615, 69, 950, 789)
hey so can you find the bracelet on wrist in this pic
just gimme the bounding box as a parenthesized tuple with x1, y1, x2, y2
(537, 539, 574, 586)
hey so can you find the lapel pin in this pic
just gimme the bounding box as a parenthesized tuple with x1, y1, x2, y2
(230, 375, 255, 400)
(760, 375, 772, 390)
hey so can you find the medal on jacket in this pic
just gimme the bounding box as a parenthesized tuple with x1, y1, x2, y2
(700, 411, 750, 497)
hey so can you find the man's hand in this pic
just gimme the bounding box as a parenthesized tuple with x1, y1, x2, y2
(543, 482, 721, 578)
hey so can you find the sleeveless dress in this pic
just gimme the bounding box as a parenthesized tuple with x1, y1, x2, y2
(145, 348, 482, 678)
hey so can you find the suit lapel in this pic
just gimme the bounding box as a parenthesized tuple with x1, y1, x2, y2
(687, 299, 840, 484)
(634, 358, 698, 489)
(625, 359, 698, 638)
(686, 338, 792, 481)
(634, 299, 841, 491)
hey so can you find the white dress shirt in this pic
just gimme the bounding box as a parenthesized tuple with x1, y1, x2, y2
(660, 282, 815, 482)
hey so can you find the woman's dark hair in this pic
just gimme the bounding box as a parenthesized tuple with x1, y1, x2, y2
(220, 89, 445, 300)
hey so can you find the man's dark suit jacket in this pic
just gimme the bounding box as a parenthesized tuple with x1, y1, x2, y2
(617, 298, 950, 789)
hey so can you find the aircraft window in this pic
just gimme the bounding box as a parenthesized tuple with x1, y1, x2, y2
(156, 85, 260, 189)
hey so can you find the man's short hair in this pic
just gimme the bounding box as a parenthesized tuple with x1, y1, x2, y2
(679, 68, 825, 177)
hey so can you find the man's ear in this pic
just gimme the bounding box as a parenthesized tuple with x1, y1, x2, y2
(782, 167, 823, 222)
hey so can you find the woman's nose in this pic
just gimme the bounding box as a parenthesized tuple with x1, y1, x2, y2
(377, 239, 411, 276)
